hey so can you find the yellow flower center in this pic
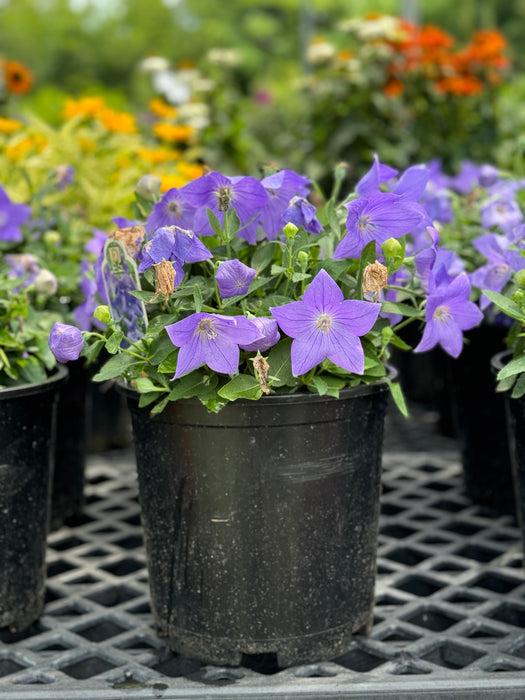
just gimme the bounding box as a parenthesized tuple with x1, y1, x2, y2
(317, 314, 332, 332)
(433, 305, 452, 322)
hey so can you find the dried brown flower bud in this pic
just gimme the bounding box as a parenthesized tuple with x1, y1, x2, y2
(111, 225, 145, 256)
(362, 260, 388, 298)
(253, 355, 271, 395)
(151, 260, 176, 306)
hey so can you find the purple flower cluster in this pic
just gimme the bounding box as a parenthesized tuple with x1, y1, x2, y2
(0, 186, 32, 243)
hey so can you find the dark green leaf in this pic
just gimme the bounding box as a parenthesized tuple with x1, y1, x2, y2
(92, 353, 143, 382)
(218, 374, 262, 401)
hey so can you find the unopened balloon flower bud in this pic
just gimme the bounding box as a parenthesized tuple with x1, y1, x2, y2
(334, 161, 348, 183)
(362, 260, 388, 298)
(34, 269, 58, 296)
(515, 269, 525, 288)
(297, 251, 309, 265)
(94, 305, 111, 325)
(283, 222, 298, 239)
(135, 174, 162, 202)
(43, 230, 61, 247)
(381, 237, 403, 259)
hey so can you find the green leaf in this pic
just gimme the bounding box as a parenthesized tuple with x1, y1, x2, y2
(192, 284, 203, 314)
(292, 272, 311, 283)
(483, 290, 525, 321)
(386, 379, 408, 417)
(138, 391, 163, 408)
(225, 207, 241, 236)
(134, 377, 168, 394)
(511, 372, 525, 399)
(325, 199, 341, 237)
(207, 208, 223, 238)
(82, 338, 105, 364)
(267, 338, 299, 388)
(158, 351, 178, 374)
(105, 330, 125, 354)
(497, 356, 525, 381)
(150, 396, 170, 415)
(381, 301, 422, 318)
(495, 373, 517, 393)
(168, 370, 218, 402)
(309, 374, 345, 397)
(92, 353, 142, 382)
(251, 241, 276, 273)
(218, 374, 262, 401)
(271, 264, 287, 275)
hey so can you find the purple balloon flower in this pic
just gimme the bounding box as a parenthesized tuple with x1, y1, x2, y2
(216, 259, 256, 298)
(48, 322, 84, 363)
(356, 154, 398, 197)
(270, 269, 380, 376)
(239, 317, 280, 352)
(334, 193, 428, 259)
(138, 226, 211, 273)
(415, 274, 483, 358)
(166, 312, 263, 378)
(145, 186, 197, 234)
(282, 196, 323, 235)
(0, 185, 32, 243)
(481, 197, 523, 235)
(183, 172, 269, 238)
(470, 233, 525, 309)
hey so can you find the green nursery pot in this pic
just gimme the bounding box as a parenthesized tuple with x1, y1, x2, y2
(0, 366, 67, 631)
(120, 376, 391, 667)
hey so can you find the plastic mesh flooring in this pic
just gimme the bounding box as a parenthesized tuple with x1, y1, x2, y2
(1, 407, 525, 699)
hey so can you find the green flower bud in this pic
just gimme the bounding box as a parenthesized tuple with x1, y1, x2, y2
(297, 251, 309, 264)
(515, 270, 525, 287)
(381, 237, 403, 259)
(135, 174, 162, 202)
(283, 222, 298, 239)
(43, 230, 61, 247)
(94, 305, 111, 325)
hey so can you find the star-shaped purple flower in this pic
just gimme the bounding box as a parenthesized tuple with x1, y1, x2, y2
(145, 186, 197, 234)
(270, 269, 380, 376)
(415, 273, 483, 358)
(182, 172, 269, 238)
(138, 226, 211, 274)
(0, 185, 32, 243)
(334, 193, 427, 259)
(166, 312, 263, 378)
(282, 196, 323, 235)
(216, 259, 256, 298)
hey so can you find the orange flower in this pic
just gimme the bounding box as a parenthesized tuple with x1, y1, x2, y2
(383, 78, 404, 98)
(177, 161, 205, 180)
(149, 98, 178, 119)
(435, 75, 484, 95)
(153, 122, 195, 144)
(63, 96, 106, 120)
(5, 134, 47, 161)
(159, 174, 187, 191)
(5, 60, 33, 94)
(0, 116, 23, 134)
(97, 108, 137, 134)
(138, 146, 180, 165)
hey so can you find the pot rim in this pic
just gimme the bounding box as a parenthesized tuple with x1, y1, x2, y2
(0, 364, 68, 401)
(117, 365, 397, 407)
(491, 349, 513, 374)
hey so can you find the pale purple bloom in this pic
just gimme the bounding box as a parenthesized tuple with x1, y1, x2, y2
(216, 259, 256, 298)
(420, 180, 454, 224)
(239, 317, 280, 352)
(113, 216, 141, 229)
(5, 253, 41, 288)
(74, 261, 99, 330)
(448, 160, 480, 194)
(356, 155, 398, 197)
(470, 233, 525, 309)
(334, 193, 427, 259)
(282, 196, 323, 235)
(270, 269, 380, 376)
(243, 169, 312, 242)
(183, 172, 269, 238)
(53, 164, 75, 190)
(138, 226, 211, 274)
(48, 322, 84, 363)
(481, 197, 523, 235)
(0, 185, 31, 243)
(391, 165, 430, 201)
(415, 273, 483, 358)
(478, 164, 499, 188)
(166, 312, 263, 378)
(84, 228, 108, 256)
(145, 186, 196, 234)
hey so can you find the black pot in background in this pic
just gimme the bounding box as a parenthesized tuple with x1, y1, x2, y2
(448, 325, 514, 514)
(492, 351, 525, 551)
(0, 366, 67, 631)
(51, 359, 90, 529)
(121, 379, 390, 668)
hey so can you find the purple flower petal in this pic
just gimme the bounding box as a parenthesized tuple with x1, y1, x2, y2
(48, 323, 84, 363)
(216, 259, 256, 298)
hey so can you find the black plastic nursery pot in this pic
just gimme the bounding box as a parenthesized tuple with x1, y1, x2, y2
(51, 359, 90, 529)
(447, 325, 514, 514)
(0, 366, 67, 631)
(121, 377, 391, 668)
(492, 350, 525, 551)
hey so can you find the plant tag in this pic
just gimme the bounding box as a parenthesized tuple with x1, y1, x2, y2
(101, 238, 148, 345)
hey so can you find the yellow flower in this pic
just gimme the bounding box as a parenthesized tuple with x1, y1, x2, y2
(177, 161, 205, 180)
(149, 98, 178, 119)
(153, 122, 195, 144)
(63, 96, 106, 120)
(0, 116, 23, 134)
(159, 174, 187, 191)
(97, 108, 137, 134)
(5, 134, 47, 161)
(78, 136, 96, 153)
(138, 146, 180, 165)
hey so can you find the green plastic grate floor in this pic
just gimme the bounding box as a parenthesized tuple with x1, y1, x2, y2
(0, 403, 524, 699)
